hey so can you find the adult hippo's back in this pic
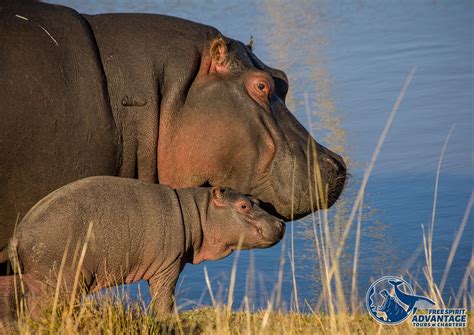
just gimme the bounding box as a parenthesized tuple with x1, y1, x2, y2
(0, 1, 346, 257)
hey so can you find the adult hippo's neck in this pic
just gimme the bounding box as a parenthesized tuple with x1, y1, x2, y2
(84, 14, 220, 183)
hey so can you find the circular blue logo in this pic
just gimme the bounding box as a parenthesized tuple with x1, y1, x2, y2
(366, 276, 414, 325)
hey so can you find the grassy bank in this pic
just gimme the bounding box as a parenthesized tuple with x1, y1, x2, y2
(2, 299, 472, 334)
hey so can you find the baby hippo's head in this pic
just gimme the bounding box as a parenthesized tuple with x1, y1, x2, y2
(194, 187, 285, 264)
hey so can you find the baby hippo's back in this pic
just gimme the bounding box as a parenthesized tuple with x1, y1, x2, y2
(13, 176, 185, 287)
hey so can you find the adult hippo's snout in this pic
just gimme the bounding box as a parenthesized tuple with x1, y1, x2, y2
(294, 140, 347, 217)
(314, 143, 347, 208)
(251, 97, 347, 221)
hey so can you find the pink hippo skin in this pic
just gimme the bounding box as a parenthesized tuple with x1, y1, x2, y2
(0, 176, 285, 320)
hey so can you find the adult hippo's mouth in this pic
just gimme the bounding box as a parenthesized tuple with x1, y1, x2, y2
(252, 152, 347, 221)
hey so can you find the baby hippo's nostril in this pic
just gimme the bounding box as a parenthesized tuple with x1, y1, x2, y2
(277, 220, 286, 239)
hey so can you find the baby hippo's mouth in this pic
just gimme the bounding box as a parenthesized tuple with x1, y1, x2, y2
(254, 219, 286, 246)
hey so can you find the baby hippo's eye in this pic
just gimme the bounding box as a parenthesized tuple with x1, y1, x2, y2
(237, 200, 252, 213)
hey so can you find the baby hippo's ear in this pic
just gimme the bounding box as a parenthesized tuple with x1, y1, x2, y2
(247, 196, 260, 206)
(211, 187, 226, 207)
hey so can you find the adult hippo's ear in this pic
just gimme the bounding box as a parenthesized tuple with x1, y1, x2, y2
(209, 38, 230, 74)
(211, 187, 226, 207)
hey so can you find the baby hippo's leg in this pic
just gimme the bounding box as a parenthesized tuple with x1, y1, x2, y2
(26, 271, 90, 320)
(147, 263, 182, 315)
(24, 275, 50, 320)
(6, 274, 51, 321)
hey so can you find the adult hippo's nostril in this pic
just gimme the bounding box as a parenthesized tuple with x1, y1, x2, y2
(322, 155, 339, 171)
(322, 154, 346, 176)
(311, 151, 347, 210)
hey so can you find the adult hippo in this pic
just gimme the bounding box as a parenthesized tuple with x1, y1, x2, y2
(0, 0, 346, 271)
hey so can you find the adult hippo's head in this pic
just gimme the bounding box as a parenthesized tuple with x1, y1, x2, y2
(158, 36, 346, 220)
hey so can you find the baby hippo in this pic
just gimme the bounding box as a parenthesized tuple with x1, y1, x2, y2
(5, 176, 285, 315)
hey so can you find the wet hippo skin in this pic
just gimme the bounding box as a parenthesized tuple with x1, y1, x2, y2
(0, 0, 346, 272)
(0, 176, 285, 318)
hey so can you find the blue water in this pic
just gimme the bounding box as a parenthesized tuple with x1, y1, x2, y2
(48, 0, 473, 311)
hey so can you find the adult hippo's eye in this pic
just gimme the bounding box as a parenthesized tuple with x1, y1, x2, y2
(247, 73, 274, 112)
(256, 81, 270, 96)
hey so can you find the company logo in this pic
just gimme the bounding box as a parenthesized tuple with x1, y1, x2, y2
(366, 276, 467, 328)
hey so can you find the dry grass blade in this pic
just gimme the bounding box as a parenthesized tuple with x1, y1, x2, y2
(423, 124, 455, 306)
(50, 237, 71, 331)
(67, 221, 94, 318)
(290, 157, 300, 313)
(350, 197, 364, 313)
(439, 192, 474, 294)
(203, 266, 216, 307)
(226, 234, 244, 317)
